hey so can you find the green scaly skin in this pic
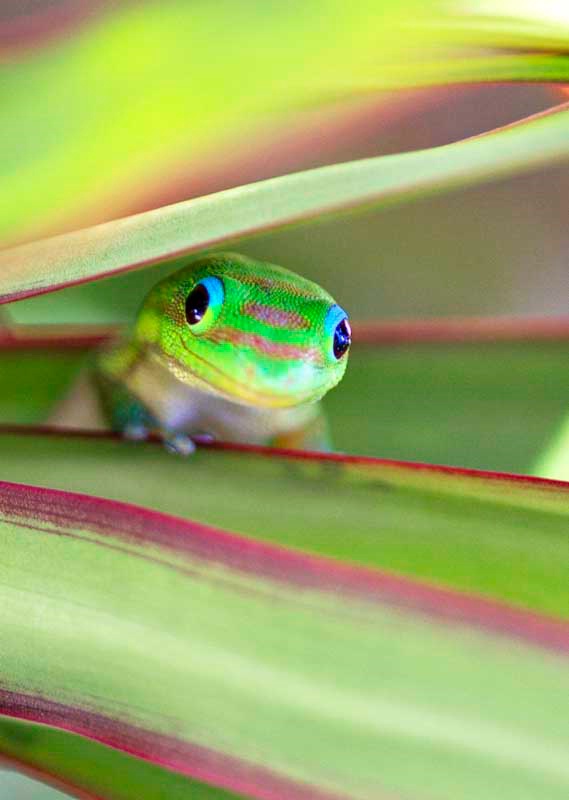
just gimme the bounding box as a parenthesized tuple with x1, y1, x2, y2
(95, 253, 350, 454)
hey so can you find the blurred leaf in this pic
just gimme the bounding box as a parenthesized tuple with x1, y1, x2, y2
(532, 412, 569, 481)
(0, 351, 86, 425)
(329, 330, 569, 473)
(0, 717, 239, 800)
(333, 53, 569, 95)
(1, 0, 433, 244)
(3, 323, 569, 475)
(0, 0, 110, 57)
(5, 1, 569, 245)
(3, 474, 569, 799)
(434, 2, 569, 51)
(3, 426, 569, 616)
(2, 102, 569, 304)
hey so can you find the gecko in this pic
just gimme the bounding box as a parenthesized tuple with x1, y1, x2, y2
(91, 252, 351, 454)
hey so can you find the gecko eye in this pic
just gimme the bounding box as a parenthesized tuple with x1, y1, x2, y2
(333, 318, 351, 359)
(324, 304, 351, 361)
(185, 284, 209, 324)
(185, 276, 224, 334)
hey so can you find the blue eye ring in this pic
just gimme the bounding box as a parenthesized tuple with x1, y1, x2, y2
(185, 276, 224, 334)
(324, 304, 351, 361)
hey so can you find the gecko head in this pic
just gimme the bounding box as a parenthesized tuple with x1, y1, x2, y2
(135, 252, 351, 408)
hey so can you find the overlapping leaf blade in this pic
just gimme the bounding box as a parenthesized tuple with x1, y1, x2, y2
(5, 1, 569, 246)
(3, 325, 569, 475)
(0, 717, 238, 800)
(2, 423, 569, 615)
(1, 0, 433, 244)
(3, 468, 569, 799)
(2, 103, 569, 304)
(4, 324, 569, 794)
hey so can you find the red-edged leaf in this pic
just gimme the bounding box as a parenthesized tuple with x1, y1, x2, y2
(2, 471, 569, 799)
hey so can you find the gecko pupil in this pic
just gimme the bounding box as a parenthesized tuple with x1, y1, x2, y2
(333, 318, 351, 360)
(185, 283, 210, 325)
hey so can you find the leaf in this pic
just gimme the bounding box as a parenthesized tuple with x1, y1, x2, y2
(0, 1, 110, 57)
(2, 320, 569, 475)
(2, 425, 569, 617)
(0, 716, 238, 800)
(329, 321, 569, 473)
(3, 473, 569, 799)
(0, 0, 434, 244)
(434, 2, 569, 51)
(531, 411, 569, 481)
(323, 53, 569, 97)
(4, 1, 569, 245)
(2, 102, 569, 304)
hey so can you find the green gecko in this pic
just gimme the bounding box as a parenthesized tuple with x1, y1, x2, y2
(94, 252, 351, 454)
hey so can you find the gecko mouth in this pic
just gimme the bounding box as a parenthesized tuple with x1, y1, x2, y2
(158, 338, 329, 409)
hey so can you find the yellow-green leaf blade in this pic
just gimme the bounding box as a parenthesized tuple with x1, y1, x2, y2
(2, 104, 569, 304)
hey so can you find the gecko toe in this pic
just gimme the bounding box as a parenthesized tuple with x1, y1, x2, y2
(163, 433, 196, 457)
(123, 423, 150, 441)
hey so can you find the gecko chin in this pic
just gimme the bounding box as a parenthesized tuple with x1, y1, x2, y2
(180, 362, 333, 409)
(208, 382, 326, 409)
(166, 340, 335, 409)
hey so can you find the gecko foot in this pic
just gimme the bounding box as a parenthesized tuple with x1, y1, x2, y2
(123, 422, 150, 441)
(163, 432, 196, 457)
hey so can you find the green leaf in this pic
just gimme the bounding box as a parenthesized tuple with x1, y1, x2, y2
(3, 472, 569, 799)
(3, 323, 569, 475)
(329, 327, 569, 474)
(431, 4, 569, 51)
(4, 1, 569, 245)
(532, 411, 569, 481)
(2, 426, 569, 617)
(1, 0, 434, 245)
(0, 717, 239, 800)
(324, 54, 569, 96)
(2, 103, 569, 304)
